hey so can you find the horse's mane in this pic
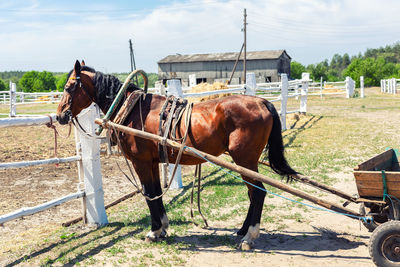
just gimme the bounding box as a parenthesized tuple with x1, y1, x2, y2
(75, 66, 138, 110)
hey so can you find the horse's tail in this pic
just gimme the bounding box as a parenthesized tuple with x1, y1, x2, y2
(263, 100, 297, 176)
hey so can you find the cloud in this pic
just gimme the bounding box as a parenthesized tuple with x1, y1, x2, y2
(1, 0, 400, 72)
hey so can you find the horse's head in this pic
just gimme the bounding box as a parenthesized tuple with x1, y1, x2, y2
(56, 60, 96, 124)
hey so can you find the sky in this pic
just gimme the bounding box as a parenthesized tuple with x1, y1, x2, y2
(1, 0, 400, 73)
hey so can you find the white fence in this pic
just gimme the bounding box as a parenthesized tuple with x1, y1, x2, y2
(0, 90, 62, 105)
(0, 104, 108, 226)
(307, 76, 356, 98)
(380, 78, 399, 94)
(0, 82, 62, 118)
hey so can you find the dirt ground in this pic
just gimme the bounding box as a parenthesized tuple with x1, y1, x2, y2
(1, 90, 399, 266)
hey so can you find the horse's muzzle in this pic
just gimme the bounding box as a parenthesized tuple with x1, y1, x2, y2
(56, 110, 72, 125)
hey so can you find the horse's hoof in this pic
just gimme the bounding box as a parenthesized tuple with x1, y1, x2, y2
(160, 229, 167, 239)
(239, 241, 253, 251)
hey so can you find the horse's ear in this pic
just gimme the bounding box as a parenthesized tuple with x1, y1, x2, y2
(81, 60, 85, 66)
(74, 60, 81, 76)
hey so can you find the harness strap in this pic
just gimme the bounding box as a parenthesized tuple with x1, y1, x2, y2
(160, 98, 178, 163)
(190, 164, 209, 227)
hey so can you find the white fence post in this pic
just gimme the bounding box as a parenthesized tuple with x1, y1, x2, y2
(390, 79, 393, 94)
(386, 79, 389, 93)
(280, 74, 288, 131)
(76, 104, 108, 225)
(380, 79, 384, 93)
(320, 77, 323, 98)
(392, 78, 397, 95)
(345, 76, 355, 98)
(9, 83, 16, 117)
(245, 73, 256, 96)
(166, 80, 183, 189)
(390, 79, 394, 94)
(155, 81, 166, 96)
(189, 74, 196, 88)
(360, 76, 364, 98)
(300, 73, 309, 114)
(345, 77, 350, 98)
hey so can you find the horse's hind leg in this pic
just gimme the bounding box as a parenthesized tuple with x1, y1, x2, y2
(229, 152, 266, 250)
(134, 161, 168, 242)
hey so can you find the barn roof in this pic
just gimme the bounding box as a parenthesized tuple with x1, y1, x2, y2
(158, 50, 291, 64)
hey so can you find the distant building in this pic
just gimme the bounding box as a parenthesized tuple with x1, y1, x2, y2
(157, 50, 291, 86)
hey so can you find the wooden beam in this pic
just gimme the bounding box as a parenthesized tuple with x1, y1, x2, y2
(62, 190, 140, 227)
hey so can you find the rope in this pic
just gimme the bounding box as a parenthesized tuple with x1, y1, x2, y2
(46, 115, 58, 164)
(45, 115, 72, 166)
(381, 170, 388, 201)
(184, 146, 373, 224)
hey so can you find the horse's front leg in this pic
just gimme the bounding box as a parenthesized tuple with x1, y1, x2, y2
(135, 161, 169, 242)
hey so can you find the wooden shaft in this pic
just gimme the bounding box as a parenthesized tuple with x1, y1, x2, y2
(95, 119, 362, 219)
(258, 160, 358, 202)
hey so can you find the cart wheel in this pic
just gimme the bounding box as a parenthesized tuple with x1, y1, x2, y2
(360, 203, 380, 232)
(369, 221, 400, 267)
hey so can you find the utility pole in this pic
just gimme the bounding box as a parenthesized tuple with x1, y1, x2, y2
(129, 39, 138, 84)
(227, 9, 247, 85)
(243, 8, 247, 84)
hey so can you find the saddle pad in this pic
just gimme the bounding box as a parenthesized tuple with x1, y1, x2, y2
(113, 91, 144, 125)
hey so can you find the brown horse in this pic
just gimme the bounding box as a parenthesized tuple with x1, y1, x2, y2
(56, 60, 297, 249)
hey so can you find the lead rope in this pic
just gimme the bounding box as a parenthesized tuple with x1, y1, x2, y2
(46, 115, 72, 166)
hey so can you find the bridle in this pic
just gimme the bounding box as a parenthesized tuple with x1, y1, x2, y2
(64, 73, 102, 138)
(64, 73, 96, 123)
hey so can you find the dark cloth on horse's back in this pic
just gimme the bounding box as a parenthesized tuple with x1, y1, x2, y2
(158, 95, 189, 163)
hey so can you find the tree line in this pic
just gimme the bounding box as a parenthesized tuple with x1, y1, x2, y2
(0, 71, 158, 92)
(2, 42, 400, 91)
(291, 42, 400, 87)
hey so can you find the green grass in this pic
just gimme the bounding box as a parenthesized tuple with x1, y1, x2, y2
(3, 87, 400, 266)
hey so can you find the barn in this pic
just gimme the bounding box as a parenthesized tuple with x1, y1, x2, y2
(157, 50, 291, 86)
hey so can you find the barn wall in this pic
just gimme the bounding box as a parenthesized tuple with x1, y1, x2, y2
(158, 56, 290, 85)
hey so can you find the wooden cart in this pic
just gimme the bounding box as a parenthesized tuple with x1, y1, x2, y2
(353, 149, 400, 266)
